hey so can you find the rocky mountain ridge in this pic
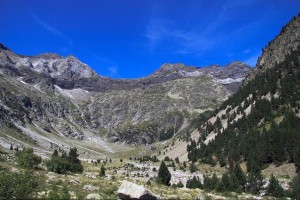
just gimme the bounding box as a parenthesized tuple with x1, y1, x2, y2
(0, 43, 252, 156)
(0, 43, 251, 93)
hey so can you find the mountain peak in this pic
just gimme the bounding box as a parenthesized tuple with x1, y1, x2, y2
(0, 43, 10, 51)
(34, 52, 62, 59)
(160, 63, 186, 71)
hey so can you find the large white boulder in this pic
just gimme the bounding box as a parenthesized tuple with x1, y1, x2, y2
(117, 180, 159, 200)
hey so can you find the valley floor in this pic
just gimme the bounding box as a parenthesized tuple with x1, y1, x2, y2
(0, 145, 297, 200)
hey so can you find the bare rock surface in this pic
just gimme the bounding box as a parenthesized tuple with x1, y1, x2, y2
(117, 180, 159, 200)
(86, 193, 102, 200)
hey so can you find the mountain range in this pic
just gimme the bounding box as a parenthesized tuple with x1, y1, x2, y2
(0, 42, 252, 157)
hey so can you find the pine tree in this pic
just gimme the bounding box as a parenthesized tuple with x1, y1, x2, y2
(68, 147, 83, 173)
(186, 176, 202, 189)
(294, 146, 300, 172)
(233, 164, 246, 191)
(246, 171, 264, 194)
(291, 174, 300, 200)
(190, 162, 198, 173)
(99, 165, 105, 177)
(157, 161, 171, 186)
(52, 149, 58, 158)
(211, 173, 218, 190)
(183, 161, 187, 168)
(267, 174, 284, 197)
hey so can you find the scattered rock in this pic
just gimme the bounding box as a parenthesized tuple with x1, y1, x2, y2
(69, 178, 80, 185)
(117, 180, 159, 200)
(83, 184, 99, 191)
(69, 191, 76, 199)
(84, 172, 97, 179)
(86, 193, 102, 200)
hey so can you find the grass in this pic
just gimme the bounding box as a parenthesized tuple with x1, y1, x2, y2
(0, 127, 38, 147)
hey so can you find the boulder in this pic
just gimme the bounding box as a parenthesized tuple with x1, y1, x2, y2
(86, 193, 102, 200)
(83, 184, 99, 191)
(117, 180, 159, 200)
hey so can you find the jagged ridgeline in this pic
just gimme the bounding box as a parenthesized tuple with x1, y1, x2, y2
(0, 39, 251, 154)
(187, 14, 300, 172)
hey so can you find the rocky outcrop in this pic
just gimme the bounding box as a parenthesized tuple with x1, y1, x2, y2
(246, 14, 300, 83)
(117, 180, 159, 200)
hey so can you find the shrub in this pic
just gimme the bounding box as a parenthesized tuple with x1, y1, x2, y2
(16, 148, 41, 169)
(0, 171, 40, 200)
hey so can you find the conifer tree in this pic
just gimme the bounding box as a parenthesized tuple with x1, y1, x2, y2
(157, 161, 171, 186)
(233, 164, 246, 190)
(267, 174, 284, 197)
(246, 171, 264, 194)
(99, 165, 105, 177)
(291, 174, 300, 200)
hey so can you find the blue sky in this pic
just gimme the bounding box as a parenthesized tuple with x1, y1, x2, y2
(1, 0, 299, 78)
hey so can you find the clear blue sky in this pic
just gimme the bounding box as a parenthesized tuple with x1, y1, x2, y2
(1, 0, 299, 78)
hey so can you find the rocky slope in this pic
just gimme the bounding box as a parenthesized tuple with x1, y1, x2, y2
(246, 13, 300, 83)
(168, 14, 300, 165)
(0, 43, 252, 155)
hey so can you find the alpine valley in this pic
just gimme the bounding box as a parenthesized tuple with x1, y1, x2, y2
(0, 11, 300, 200)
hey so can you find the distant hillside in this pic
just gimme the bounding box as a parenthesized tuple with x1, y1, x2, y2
(184, 13, 300, 174)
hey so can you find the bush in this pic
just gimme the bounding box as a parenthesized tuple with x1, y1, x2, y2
(0, 171, 41, 200)
(16, 148, 41, 169)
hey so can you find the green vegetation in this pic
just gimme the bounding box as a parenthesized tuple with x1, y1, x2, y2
(99, 164, 106, 177)
(186, 176, 202, 189)
(16, 147, 41, 169)
(291, 174, 300, 199)
(157, 161, 171, 186)
(46, 148, 83, 174)
(0, 171, 41, 200)
(186, 38, 300, 198)
(266, 174, 284, 197)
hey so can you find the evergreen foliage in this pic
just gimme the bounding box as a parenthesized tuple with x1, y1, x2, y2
(157, 161, 171, 186)
(186, 176, 202, 189)
(99, 164, 106, 177)
(267, 175, 284, 197)
(15, 147, 41, 169)
(187, 46, 300, 183)
(291, 174, 300, 200)
(46, 148, 83, 174)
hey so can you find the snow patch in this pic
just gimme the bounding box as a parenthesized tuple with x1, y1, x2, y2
(217, 77, 244, 84)
(178, 70, 203, 77)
